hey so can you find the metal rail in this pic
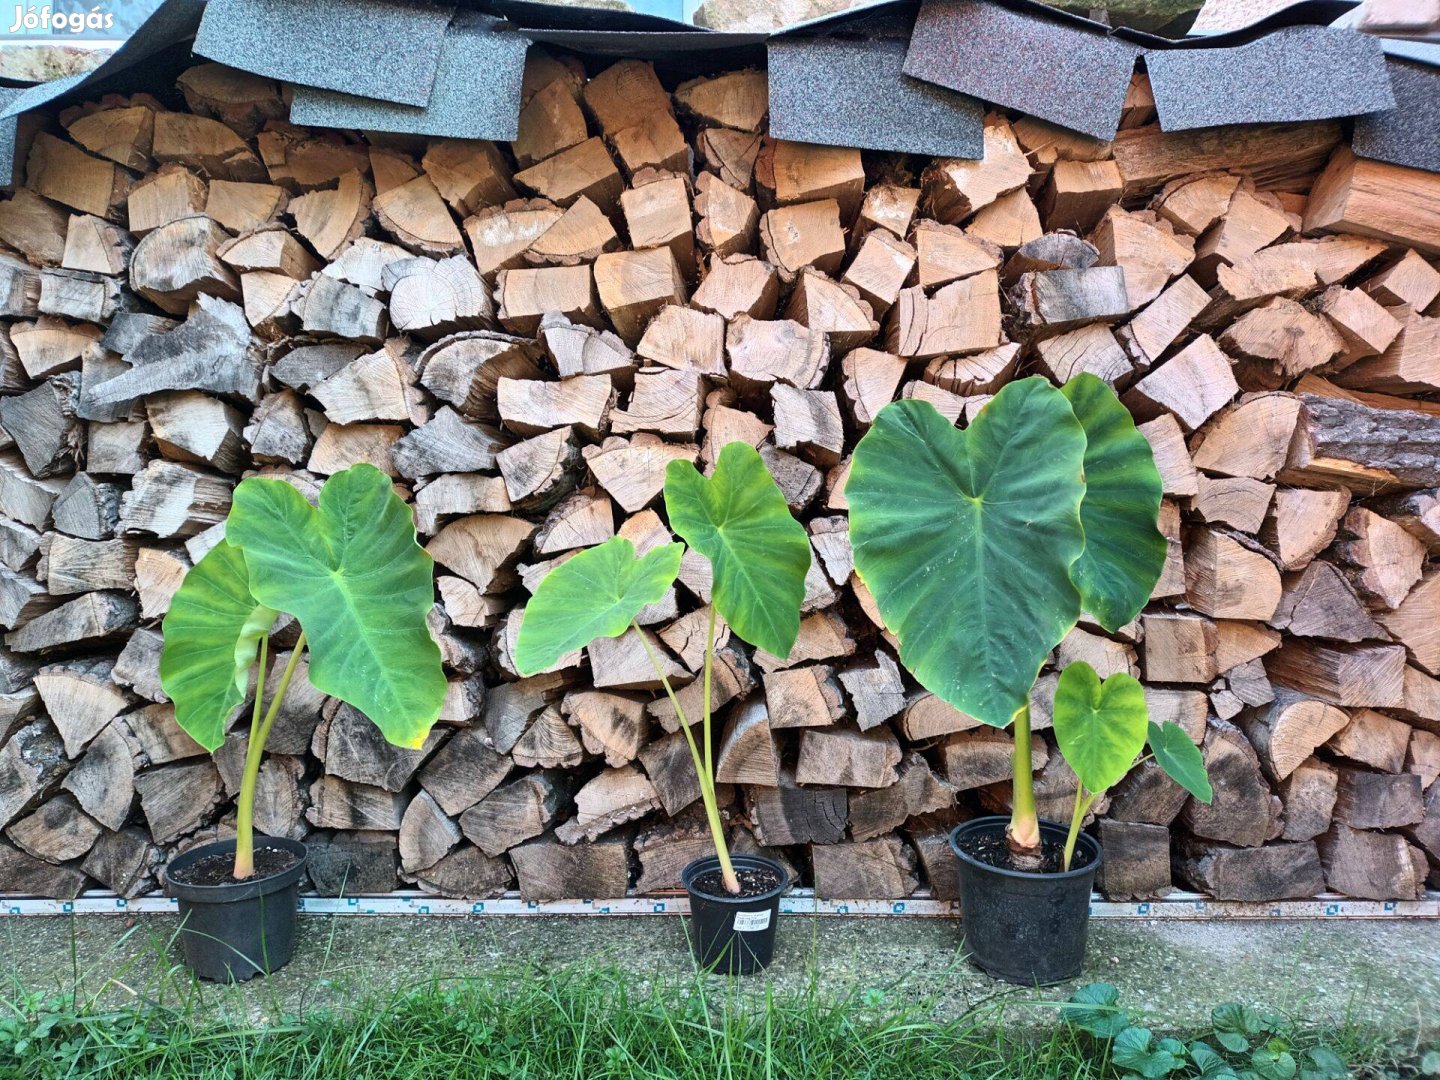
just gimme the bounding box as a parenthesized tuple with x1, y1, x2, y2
(4, 889, 1438, 919)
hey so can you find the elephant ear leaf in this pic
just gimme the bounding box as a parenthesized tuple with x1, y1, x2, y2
(224, 464, 447, 749)
(1052, 662, 1149, 795)
(514, 537, 684, 676)
(160, 540, 278, 752)
(1061, 373, 1167, 633)
(847, 380, 1088, 727)
(663, 442, 810, 658)
(1148, 720, 1213, 803)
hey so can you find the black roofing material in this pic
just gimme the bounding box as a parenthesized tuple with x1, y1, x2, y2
(484, 0, 697, 33)
(1352, 59, 1440, 174)
(902, 0, 1141, 142)
(515, 28, 768, 61)
(289, 13, 529, 141)
(1147, 26, 1394, 132)
(0, 0, 204, 120)
(768, 35, 983, 159)
(194, 0, 454, 107)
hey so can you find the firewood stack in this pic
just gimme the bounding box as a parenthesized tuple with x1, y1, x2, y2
(0, 52, 1436, 908)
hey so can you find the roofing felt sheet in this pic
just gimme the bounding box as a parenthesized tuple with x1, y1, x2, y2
(1148, 26, 1394, 131)
(902, 0, 1142, 141)
(288, 13, 529, 141)
(1351, 58, 1440, 174)
(0, 0, 205, 120)
(193, 0, 454, 107)
(768, 34, 984, 159)
(515, 28, 767, 56)
(485, 0, 697, 31)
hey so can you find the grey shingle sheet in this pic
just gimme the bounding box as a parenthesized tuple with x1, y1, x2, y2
(902, 0, 1142, 142)
(1352, 59, 1440, 174)
(288, 13, 529, 140)
(194, 0, 454, 108)
(1148, 26, 1394, 131)
(0, 88, 22, 188)
(0, 0, 205, 120)
(768, 34, 984, 159)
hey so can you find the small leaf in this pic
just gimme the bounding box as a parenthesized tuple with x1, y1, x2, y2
(1213, 1002, 1264, 1054)
(514, 538, 684, 675)
(1061, 982, 1129, 1039)
(225, 464, 447, 749)
(1149, 720, 1214, 803)
(1113, 1027, 1184, 1079)
(1301, 1047, 1347, 1080)
(160, 540, 278, 752)
(664, 442, 810, 658)
(1053, 663, 1148, 795)
(1251, 1046, 1297, 1080)
(1190, 1041, 1240, 1080)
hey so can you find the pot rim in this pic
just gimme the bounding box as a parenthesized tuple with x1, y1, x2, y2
(164, 836, 309, 902)
(682, 853, 790, 905)
(948, 815, 1103, 882)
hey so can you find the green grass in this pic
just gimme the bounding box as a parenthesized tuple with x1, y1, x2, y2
(0, 928, 1405, 1080)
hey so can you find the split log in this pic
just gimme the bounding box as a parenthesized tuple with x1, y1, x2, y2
(811, 836, 918, 899)
(1270, 561, 1385, 643)
(747, 767, 847, 846)
(1176, 839, 1325, 901)
(1317, 823, 1427, 900)
(306, 831, 399, 894)
(1095, 819, 1173, 900)
(510, 833, 630, 901)
(1238, 688, 1349, 782)
(1266, 640, 1406, 708)
(1332, 508, 1426, 611)
(460, 772, 571, 857)
(940, 728, 1046, 792)
(1179, 721, 1282, 848)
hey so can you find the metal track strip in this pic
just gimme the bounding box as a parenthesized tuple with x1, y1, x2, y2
(4, 889, 1438, 919)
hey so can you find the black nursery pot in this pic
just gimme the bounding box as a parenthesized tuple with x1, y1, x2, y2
(682, 854, 788, 975)
(949, 816, 1101, 986)
(163, 837, 309, 983)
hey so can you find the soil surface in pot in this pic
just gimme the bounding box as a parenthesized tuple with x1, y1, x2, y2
(957, 830, 1095, 875)
(170, 846, 302, 887)
(690, 864, 784, 899)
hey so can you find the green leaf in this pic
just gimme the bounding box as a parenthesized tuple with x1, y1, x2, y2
(1060, 374, 1167, 632)
(1212, 1003, 1265, 1054)
(847, 381, 1088, 726)
(1191, 1041, 1240, 1080)
(1113, 1027, 1184, 1079)
(160, 540, 278, 752)
(514, 537, 684, 675)
(1061, 983, 1129, 1039)
(663, 442, 810, 658)
(225, 464, 446, 749)
(1053, 663, 1148, 795)
(1149, 721, 1214, 803)
(1251, 1046, 1297, 1080)
(1300, 1047, 1347, 1080)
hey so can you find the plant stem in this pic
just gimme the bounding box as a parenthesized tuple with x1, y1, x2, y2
(634, 622, 741, 895)
(233, 632, 307, 880)
(702, 604, 716, 786)
(1063, 786, 1094, 872)
(1007, 704, 1043, 868)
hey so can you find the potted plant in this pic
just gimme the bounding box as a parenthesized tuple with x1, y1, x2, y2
(159, 464, 447, 981)
(515, 442, 810, 974)
(847, 374, 1210, 984)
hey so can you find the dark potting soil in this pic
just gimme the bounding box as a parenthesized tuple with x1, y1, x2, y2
(170, 846, 301, 887)
(956, 829, 1095, 875)
(690, 864, 784, 900)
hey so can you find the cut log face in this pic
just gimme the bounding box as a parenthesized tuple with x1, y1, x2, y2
(0, 57, 1433, 907)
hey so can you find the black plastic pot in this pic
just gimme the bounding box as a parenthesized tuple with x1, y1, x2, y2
(682, 854, 788, 975)
(163, 837, 308, 982)
(949, 816, 1101, 986)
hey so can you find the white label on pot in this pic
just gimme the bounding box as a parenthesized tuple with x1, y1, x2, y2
(733, 910, 771, 932)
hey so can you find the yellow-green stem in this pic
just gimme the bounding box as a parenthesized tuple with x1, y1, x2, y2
(702, 605, 716, 782)
(1008, 704, 1041, 857)
(1063, 785, 1094, 872)
(634, 621, 740, 895)
(233, 632, 307, 880)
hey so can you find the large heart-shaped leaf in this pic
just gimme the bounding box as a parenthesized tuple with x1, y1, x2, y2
(1114, 1027, 1185, 1079)
(514, 537, 684, 676)
(225, 464, 447, 749)
(1053, 662, 1149, 795)
(1061, 374, 1167, 632)
(159, 540, 278, 752)
(847, 380, 1088, 727)
(1148, 720, 1214, 803)
(664, 442, 810, 658)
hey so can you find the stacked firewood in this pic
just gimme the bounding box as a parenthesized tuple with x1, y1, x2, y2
(0, 54, 1436, 907)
